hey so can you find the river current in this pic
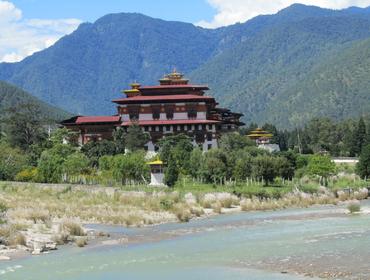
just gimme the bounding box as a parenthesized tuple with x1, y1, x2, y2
(1, 201, 370, 280)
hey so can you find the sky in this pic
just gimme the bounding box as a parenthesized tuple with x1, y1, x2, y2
(1, 0, 370, 63)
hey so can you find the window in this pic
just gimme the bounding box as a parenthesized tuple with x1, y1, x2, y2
(128, 106, 140, 120)
(207, 133, 213, 141)
(165, 105, 174, 120)
(152, 106, 161, 120)
(208, 124, 213, 130)
(166, 126, 171, 132)
(208, 144, 212, 150)
(186, 103, 198, 119)
(144, 126, 149, 132)
(187, 125, 192, 131)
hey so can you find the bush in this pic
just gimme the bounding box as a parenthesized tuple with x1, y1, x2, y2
(75, 237, 88, 247)
(347, 201, 361, 213)
(61, 221, 85, 236)
(8, 233, 26, 246)
(15, 167, 38, 182)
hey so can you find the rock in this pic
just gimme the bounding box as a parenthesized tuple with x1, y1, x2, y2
(45, 242, 57, 250)
(31, 249, 42, 255)
(0, 255, 10, 261)
(184, 193, 196, 205)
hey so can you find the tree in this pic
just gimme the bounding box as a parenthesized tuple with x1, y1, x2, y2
(356, 144, 370, 179)
(0, 141, 27, 180)
(159, 134, 193, 175)
(164, 154, 178, 187)
(251, 155, 278, 184)
(201, 149, 229, 184)
(63, 152, 90, 176)
(188, 147, 203, 179)
(307, 155, 336, 185)
(219, 132, 255, 152)
(3, 102, 47, 150)
(37, 142, 76, 183)
(113, 127, 126, 154)
(233, 151, 252, 181)
(125, 123, 149, 151)
(350, 117, 367, 156)
(112, 151, 149, 184)
(81, 140, 117, 167)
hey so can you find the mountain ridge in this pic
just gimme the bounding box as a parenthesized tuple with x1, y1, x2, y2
(1, 4, 370, 127)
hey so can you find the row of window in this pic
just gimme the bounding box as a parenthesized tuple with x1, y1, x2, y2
(143, 124, 214, 132)
(129, 109, 197, 120)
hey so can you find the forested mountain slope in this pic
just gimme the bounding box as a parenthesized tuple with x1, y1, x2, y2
(0, 4, 370, 127)
(0, 81, 70, 121)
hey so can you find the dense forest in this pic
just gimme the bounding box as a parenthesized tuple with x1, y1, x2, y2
(1, 4, 370, 127)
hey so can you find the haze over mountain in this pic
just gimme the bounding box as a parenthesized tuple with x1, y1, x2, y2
(0, 4, 370, 128)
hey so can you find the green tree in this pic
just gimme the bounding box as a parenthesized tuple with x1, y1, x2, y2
(201, 149, 228, 184)
(251, 155, 277, 184)
(125, 123, 149, 152)
(113, 127, 126, 154)
(81, 140, 117, 167)
(350, 117, 367, 156)
(307, 155, 336, 184)
(164, 154, 179, 187)
(112, 151, 149, 184)
(356, 144, 370, 179)
(3, 102, 47, 151)
(233, 151, 252, 181)
(63, 152, 90, 176)
(37, 143, 76, 183)
(159, 134, 193, 175)
(188, 147, 203, 179)
(219, 132, 254, 152)
(0, 141, 27, 180)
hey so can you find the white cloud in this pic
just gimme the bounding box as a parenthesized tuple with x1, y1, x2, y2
(0, 1, 82, 63)
(198, 0, 370, 28)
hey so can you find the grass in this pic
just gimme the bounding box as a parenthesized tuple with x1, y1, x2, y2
(0, 176, 368, 229)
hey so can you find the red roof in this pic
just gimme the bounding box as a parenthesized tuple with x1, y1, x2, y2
(113, 94, 215, 104)
(76, 116, 121, 124)
(121, 119, 220, 126)
(139, 84, 209, 90)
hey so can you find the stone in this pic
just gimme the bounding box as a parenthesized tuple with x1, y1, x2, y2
(31, 249, 41, 255)
(0, 255, 10, 261)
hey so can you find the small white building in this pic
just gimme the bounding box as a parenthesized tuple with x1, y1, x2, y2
(148, 159, 166, 187)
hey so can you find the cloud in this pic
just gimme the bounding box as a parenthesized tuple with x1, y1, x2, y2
(0, 1, 82, 63)
(198, 0, 370, 28)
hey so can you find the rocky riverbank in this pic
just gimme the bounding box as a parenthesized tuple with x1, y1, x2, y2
(0, 182, 368, 260)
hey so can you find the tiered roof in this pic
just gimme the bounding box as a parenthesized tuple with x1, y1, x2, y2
(247, 128, 273, 139)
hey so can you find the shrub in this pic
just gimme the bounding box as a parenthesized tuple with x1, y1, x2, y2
(15, 167, 38, 182)
(8, 233, 26, 246)
(75, 237, 88, 247)
(172, 203, 192, 222)
(61, 221, 85, 236)
(347, 201, 361, 213)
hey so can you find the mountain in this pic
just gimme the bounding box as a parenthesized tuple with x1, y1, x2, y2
(0, 81, 70, 121)
(0, 4, 370, 127)
(267, 38, 370, 125)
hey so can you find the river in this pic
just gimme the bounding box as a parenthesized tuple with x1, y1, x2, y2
(1, 201, 370, 280)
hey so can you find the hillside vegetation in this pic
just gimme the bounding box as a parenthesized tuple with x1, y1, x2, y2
(0, 81, 70, 121)
(0, 4, 370, 127)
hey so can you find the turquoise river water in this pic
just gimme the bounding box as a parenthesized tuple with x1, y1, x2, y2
(1, 201, 370, 280)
